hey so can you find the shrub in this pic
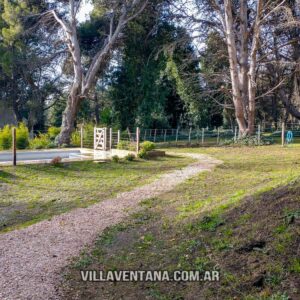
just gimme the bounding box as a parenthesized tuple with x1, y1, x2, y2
(51, 156, 62, 166)
(0, 123, 30, 150)
(112, 155, 120, 163)
(71, 131, 81, 147)
(0, 125, 12, 150)
(138, 149, 148, 159)
(222, 135, 273, 146)
(48, 127, 61, 140)
(125, 153, 135, 161)
(140, 141, 155, 151)
(117, 140, 136, 151)
(16, 123, 29, 149)
(29, 133, 51, 149)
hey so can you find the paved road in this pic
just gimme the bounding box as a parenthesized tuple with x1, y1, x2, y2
(0, 150, 81, 162)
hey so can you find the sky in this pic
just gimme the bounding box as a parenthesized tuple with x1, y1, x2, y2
(78, 0, 94, 23)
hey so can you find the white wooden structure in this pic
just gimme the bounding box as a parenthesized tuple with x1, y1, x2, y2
(94, 128, 107, 150)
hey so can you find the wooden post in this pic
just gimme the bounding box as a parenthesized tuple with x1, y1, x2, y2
(164, 129, 167, 142)
(12, 127, 16, 166)
(257, 124, 261, 144)
(282, 122, 285, 147)
(154, 129, 157, 142)
(202, 128, 204, 145)
(217, 127, 220, 144)
(117, 130, 121, 144)
(104, 127, 107, 150)
(176, 128, 179, 145)
(136, 127, 140, 153)
(94, 127, 96, 150)
(109, 128, 112, 150)
(188, 128, 192, 144)
(80, 125, 83, 149)
(234, 126, 237, 142)
(144, 129, 147, 141)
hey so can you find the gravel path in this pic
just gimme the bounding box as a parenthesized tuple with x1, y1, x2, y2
(0, 153, 222, 300)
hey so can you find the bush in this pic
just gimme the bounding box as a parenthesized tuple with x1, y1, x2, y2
(29, 133, 52, 149)
(0, 125, 12, 150)
(16, 123, 29, 149)
(51, 156, 62, 166)
(117, 140, 136, 151)
(71, 131, 81, 147)
(112, 155, 120, 163)
(48, 127, 61, 140)
(140, 141, 155, 152)
(125, 153, 135, 161)
(222, 135, 273, 146)
(0, 123, 30, 150)
(138, 149, 148, 159)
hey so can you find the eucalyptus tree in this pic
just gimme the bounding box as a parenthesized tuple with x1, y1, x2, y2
(173, 0, 298, 135)
(41, 0, 149, 144)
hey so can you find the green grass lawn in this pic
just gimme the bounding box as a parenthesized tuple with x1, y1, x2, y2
(0, 155, 194, 232)
(61, 145, 300, 300)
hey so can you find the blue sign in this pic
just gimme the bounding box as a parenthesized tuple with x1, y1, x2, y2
(286, 131, 293, 144)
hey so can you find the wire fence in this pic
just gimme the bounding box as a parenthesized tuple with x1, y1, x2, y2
(2, 122, 300, 152)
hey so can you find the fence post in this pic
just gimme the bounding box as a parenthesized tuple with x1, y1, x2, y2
(257, 124, 261, 144)
(164, 129, 167, 142)
(154, 129, 157, 142)
(176, 128, 179, 145)
(217, 127, 220, 144)
(202, 128, 204, 145)
(104, 127, 107, 150)
(234, 126, 237, 142)
(109, 128, 112, 150)
(136, 127, 140, 154)
(80, 125, 84, 149)
(94, 127, 96, 150)
(117, 130, 121, 144)
(188, 128, 192, 144)
(282, 122, 285, 147)
(12, 127, 16, 166)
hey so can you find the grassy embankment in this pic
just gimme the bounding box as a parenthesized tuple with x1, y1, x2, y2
(61, 145, 300, 300)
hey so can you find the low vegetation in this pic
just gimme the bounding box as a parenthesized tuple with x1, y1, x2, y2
(0, 155, 193, 232)
(0, 124, 82, 150)
(60, 145, 300, 299)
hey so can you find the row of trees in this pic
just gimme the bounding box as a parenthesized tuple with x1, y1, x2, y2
(0, 0, 300, 143)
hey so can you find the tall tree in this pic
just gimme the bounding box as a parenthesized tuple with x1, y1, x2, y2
(42, 0, 149, 144)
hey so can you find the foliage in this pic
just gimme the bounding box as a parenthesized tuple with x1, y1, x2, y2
(71, 131, 81, 147)
(140, 141, 155, 152)
(29, 133, 52, 149)
(117, 141, 136, 151)
(112, 155, 120, 163)
(0, 125, 12, 149)
(16, 123, 29, 149)
(138, 149, 148, 159)
(50, 156, 62, 166)
(125, 153, 135, 161)
(48, 127, 61, 140)
(0, 123, 29, 150)
(222, 136, 273, 146)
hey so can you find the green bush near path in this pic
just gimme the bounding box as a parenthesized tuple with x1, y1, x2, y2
(0, 123, 29, 150)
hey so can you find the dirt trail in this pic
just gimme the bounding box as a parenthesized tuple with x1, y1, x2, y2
(0, 153, 222, 300)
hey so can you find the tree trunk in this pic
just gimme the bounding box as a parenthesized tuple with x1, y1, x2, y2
(58, 91, 81, 144)
(247, 0, 263, 135)
(239, 0, 249, 120)
(224, 0, 247, 135)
